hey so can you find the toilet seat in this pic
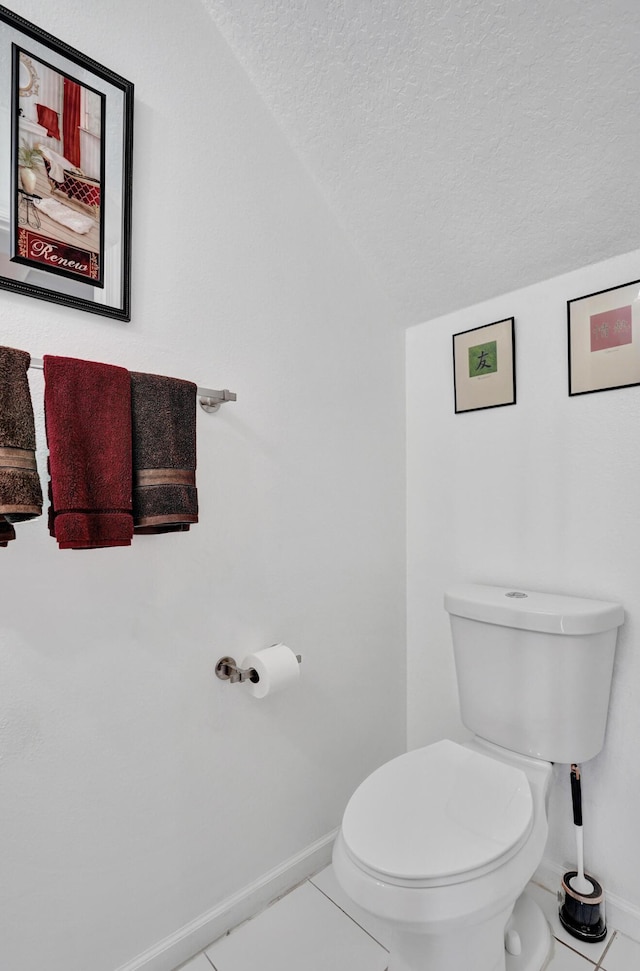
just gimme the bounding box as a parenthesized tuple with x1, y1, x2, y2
(341, 739, 534, 887)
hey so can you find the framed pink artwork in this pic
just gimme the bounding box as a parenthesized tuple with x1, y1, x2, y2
(568, 279, 640, 396)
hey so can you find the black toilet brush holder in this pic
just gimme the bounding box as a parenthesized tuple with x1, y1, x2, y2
(559, 870, 607, 942)
(558, 764, 607, 943)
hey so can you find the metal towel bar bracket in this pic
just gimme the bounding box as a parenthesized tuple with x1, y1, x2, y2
(28, 358, 237, 413)
(199, 389, 237, 413)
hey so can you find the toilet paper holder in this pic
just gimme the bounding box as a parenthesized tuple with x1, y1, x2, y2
(215, 654, 302, 684)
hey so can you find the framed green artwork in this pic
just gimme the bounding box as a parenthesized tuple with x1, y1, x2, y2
(452, 317, 516, 413)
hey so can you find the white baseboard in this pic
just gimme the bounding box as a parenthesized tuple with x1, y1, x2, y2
(115, 829, 338, 971)
(534, 857, 640, 944)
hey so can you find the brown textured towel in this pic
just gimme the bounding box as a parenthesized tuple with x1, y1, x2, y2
(130, 372, 198, 533)
(44, 356, 133, 549)
(0, 347, 43, 536)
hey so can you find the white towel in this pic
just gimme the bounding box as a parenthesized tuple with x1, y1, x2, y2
(39, 147, 79, 183)
(33, 197, 94, 235)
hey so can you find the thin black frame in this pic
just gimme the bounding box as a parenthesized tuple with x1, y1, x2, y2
(452, 317, 516, 414)
(0, 5, 133, 320)
(568, 278, 640, 397)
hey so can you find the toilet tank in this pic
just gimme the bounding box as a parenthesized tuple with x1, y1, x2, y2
(444, 584, 624, 763)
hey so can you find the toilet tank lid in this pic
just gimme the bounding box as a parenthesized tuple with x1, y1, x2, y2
(444, 584, 624, 635)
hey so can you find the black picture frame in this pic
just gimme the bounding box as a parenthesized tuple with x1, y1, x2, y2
(452, 317, 516, 413)
(568, 278, 640, 397)
(0, 5, 133, 320)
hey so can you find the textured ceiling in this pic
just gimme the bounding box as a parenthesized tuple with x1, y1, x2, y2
(201, 0, 640, 326)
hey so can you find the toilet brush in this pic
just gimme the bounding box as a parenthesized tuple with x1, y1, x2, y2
(559, 764, 607, 942)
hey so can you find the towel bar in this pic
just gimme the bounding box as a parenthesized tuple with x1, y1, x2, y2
(28, 358, 236, 412)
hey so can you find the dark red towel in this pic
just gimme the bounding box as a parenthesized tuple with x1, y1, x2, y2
(130, 371, 198, 533)
(0, 519, 16, 547)
(36, 103, 61, 140)
(44, 356, 133, 549)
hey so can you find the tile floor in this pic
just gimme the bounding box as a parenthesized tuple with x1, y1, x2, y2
(177, 865, 640, 971)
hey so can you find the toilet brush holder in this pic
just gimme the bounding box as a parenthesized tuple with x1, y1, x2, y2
(558, 764, 607, 943)
(559, 871, 607, 943)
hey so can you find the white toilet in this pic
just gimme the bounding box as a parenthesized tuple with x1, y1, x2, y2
(333, 583, 624, 971)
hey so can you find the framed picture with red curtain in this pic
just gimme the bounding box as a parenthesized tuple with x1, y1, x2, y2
(12, 47, 106, 289)
(0, 5, 133, 320)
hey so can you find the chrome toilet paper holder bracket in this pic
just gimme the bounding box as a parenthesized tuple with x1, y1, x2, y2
(215, 656, 260, 684)
(215, 653, 302, 685)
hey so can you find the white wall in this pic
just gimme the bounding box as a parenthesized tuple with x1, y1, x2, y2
(0, 3, 406, 970)
(407, 247, 640, 910)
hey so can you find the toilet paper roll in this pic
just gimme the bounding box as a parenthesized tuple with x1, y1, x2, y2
(240, 643, 300, 699)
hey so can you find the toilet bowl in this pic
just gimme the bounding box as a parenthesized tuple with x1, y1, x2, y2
(333, 737, 553, 971)
(333, 583, 624, 971)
